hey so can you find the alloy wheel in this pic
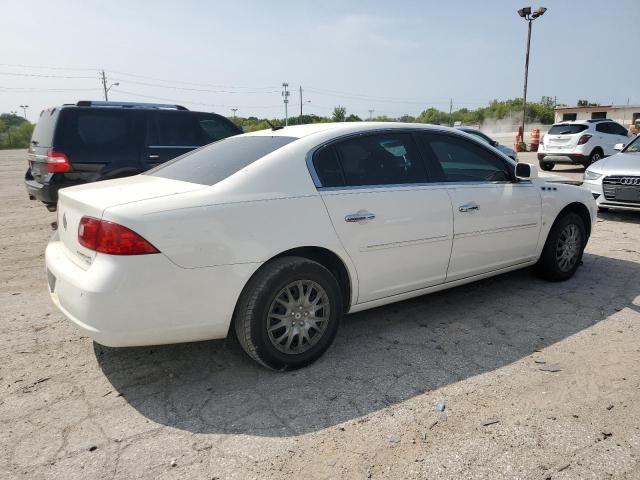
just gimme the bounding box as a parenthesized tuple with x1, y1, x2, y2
(555, 223, 581, 272)
(267, 280, 331, 354)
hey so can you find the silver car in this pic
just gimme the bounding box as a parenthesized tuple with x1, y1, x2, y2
(457, 127, 518, 161)
(583, 136, 640, 212)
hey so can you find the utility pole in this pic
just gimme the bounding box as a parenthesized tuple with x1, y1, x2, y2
(19, 104, 29, 120)
(282, 82, 290, 126)
(100, 70, 108, 101)
(368, 109, 374, 120)
(299, 86, 303, 117)
(231, 108, 238, 119)
(449, 98, 453, 126)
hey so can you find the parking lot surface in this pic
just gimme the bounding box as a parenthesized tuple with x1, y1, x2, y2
(1, 149, 639, 479)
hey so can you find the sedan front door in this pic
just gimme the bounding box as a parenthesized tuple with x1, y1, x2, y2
(417, 132, 542, 281)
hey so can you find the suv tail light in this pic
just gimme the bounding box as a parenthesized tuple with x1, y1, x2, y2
(577, 134, 592, 145)
(78, 217, 159, 255)
(47, 151, 72, 173)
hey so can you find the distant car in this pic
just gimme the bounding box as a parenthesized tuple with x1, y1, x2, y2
(537, 119, 633, 171)
(457, 127, 518, 161)
(25, 101, 241, 211)
(582, 136, 640, 212)
(46, 122, 596, 370)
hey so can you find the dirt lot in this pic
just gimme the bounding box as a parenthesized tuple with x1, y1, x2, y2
(1, 149, 639, 479)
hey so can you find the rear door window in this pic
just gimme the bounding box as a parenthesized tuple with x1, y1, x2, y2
(55, 109, 142, 164)
(325, 133, 427, 187)
(548, 124, 588, 135)
(149, 135, 296, 185)
(596, 123, 612, 134)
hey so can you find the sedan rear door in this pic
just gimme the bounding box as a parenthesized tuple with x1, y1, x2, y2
(311, 132, 454, 303)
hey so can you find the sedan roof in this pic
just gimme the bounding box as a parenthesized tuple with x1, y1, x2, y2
(245, 121, 449, 139)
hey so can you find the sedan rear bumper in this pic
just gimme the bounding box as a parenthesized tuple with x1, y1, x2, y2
(45, 234, 260, 347)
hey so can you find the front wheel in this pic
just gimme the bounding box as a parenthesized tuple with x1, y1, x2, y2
(535, 212, 586, 281)
(234, 257, 343, 370)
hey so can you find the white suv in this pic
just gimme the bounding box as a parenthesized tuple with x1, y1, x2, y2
(537, 119, 633, 171)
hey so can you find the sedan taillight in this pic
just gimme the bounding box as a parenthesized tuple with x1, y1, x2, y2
(78, 217, 159, 255)
(577, 134, 592, 145)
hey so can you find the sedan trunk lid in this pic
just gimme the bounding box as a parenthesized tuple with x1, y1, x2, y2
(56, 175, 205, 268)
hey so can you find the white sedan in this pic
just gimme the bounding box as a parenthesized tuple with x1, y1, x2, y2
(46, 123, 597, 370)
(583, 136, 640, 212)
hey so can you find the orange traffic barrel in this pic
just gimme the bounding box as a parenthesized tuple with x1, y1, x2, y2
(530, 128, 540, 152)
(515, 134, 523, 152)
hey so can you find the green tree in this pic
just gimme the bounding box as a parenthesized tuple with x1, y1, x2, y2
(332, 106, 347, 122)
(345, 114, 362, 122)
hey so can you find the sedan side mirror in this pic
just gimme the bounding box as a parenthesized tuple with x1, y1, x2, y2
(515, 162, 537, 180)
(614, 143, 625, 152)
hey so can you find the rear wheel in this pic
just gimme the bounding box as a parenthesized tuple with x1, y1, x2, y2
(234, 257, 342, 370)
(535, 212, 586, 281)
(540, 162, 555, 171)
(587, 148, 603, 166)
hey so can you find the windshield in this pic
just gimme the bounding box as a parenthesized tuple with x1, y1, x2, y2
(548, 124, 588, 135)
(623, 135, 640, 153)
(148, 135, 296, 185)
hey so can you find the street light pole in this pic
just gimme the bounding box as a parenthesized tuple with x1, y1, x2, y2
(19, 104, 28, 120)
(282, 82, 290, 126)
(518, 6, 547, 147)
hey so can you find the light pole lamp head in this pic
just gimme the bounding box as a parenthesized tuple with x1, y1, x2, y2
(531, 6, 547, 18)
(518, 6, 531, 17)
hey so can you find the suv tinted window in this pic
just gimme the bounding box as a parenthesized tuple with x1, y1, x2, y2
(56, 109, 141, 163)
(548, 124, 588, 135)
(418, 133, 512, 182)
(31, 108, 60, 148)
(596, 122, 612, 134)
(611, 123, 628, 136)
(197, 114, 241, 144)
(152, 111, 200, 146)
(326, 133, 427, 187)
(149, 135, 295, 185)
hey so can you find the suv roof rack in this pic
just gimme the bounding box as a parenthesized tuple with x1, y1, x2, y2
(75, 101, 188, 111)
(586, 118, 612, 123)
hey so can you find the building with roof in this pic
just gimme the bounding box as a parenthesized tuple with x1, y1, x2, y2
(554, 104, 640, 127)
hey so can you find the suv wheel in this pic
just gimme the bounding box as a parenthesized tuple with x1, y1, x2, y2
(234, 257, 343, 370)
(540, 162, 555, 171)
(587, 148, 603, 166)
(535, 212, 586, 282)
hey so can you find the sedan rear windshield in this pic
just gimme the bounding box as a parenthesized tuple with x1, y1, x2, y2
(548, 124, 588, 135)
(148, 135, 296, 185)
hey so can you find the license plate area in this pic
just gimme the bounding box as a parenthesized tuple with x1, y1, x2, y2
(616, 186, 640, 203)
(47, 269, 56, 292)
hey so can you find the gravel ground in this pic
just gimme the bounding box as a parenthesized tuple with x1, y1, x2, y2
(1, 149, 639, 480)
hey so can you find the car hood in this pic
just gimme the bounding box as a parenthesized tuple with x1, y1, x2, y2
(591, 152, 640, 174)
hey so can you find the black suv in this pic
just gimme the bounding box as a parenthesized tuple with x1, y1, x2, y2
(25, 101, 242, 210)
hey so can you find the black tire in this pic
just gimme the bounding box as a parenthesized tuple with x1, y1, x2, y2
(234, 256, 343, 370)
(588, 148, 604, 166)
(535, 212, 586, 282)
(540, 162, 555, 171)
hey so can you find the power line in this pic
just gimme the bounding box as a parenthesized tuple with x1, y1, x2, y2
(0, 71, 96, 80)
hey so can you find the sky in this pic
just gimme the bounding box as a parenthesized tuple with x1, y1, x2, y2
(1, 0, 639, 122)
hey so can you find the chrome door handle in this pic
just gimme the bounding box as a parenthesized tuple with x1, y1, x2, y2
(148, 154, 160, 159)
(458, 202, 480, 213)
(345, 212, 376, 223)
